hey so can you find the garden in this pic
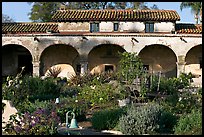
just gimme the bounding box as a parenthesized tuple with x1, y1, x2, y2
(2, 52, 202, 135)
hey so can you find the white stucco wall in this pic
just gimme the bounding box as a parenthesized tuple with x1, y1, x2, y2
(58, 21, 174, 33)
(100, 22, 114, 32)
(118, 22, 145, 32)
(58, 22, 90, 32)
(154, 22, 175, 32)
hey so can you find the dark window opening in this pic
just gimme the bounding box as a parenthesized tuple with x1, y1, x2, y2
(199, 57, 202, 69)
(76, 64, 81, 74)
(143, 65, 149, 71)
(18, 55, 33, 76)
(145, 22, 154, 33)
(114, 23, 119, 31)
(105, 65, 114, 72)
(90, 23, 99, 32)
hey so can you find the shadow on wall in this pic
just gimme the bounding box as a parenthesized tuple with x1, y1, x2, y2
(165, 67, 177, 78)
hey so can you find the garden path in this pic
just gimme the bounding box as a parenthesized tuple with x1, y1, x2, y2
(57, 121, 123, 135)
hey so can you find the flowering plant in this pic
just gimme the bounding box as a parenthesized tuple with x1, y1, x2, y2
(3, 108, 61, 135)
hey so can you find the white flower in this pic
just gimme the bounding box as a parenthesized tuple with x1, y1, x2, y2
(78, 84, 80, 87)
(15, 84, 20, 88)
(8, 80, 13, 87)
(179, 97, 182, 101)
(97, 77, 100, 80)
(90, 85, 96, 89)
(75, 100, 78, 103)
(99, 97, 103, 101)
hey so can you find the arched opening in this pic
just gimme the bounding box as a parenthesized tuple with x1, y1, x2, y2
(40, 44, 79, 78)
(138, 44, 177, 78)
(88, 44, 126, 74)
(185, 45, 202, 77)
(2, 44, 33, 78)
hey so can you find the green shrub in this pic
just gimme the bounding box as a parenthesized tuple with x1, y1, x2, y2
(26, 99, 55, 113)
(68, 72, 118, 87)
(117, 52, 144, 84)
(77, 83, 118, 107)
(55, 97, 87, 123)
(158, 111, 178, 134)
(150, 73, 193, 95)
(25, 77, 60, 102)
(59, 85, 79, 98)
(161, 89, 202, 115)
(117, 103, 176, 135)
(174, 109, 202, 135)
(91, 107, 127, 130)
(2, 75, 61, 113)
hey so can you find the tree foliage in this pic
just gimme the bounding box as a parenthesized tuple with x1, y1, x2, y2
(117, 52, 144, 85)
(28, 2, 61, 22)
(2, 14, 14, 23)
(28, 2, 157, 22)
(180, 2, 202, 24)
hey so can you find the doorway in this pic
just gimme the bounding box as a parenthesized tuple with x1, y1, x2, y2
(18, 55, 33, 76)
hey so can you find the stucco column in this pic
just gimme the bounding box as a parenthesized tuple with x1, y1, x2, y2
(32, 61, 40, 77)
(80, 61, 88, 75)
(32, 53, 40, 77)
(176, 55, 186, 77)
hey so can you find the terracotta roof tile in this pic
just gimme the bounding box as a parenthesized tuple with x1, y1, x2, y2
(52, 9, 180, 22)
(175, 23, 202, 34)
(2, 22, 58, 34)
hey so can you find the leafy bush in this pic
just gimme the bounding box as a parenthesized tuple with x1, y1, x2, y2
(26, 99, 55, 113)
(55, 96, 87, 123)
(117, 103, 176, 135)
(24, 77, 60, 102)
(117, 52, 144, 84)
(161, 88, 202, 115)
(77, 83, 118, 107)
(158, 111, 178, 134)
(150, 73, 193, 95)
(59, 85, 79, 98)
(2, 75, 61, 113)
(174, 109, 202, 135)
(3, 108, 61, 135)
(91, 107, 127, 130)
(68, 72, 118, 87)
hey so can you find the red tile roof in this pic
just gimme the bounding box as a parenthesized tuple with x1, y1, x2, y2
(2, 22, 202, 34)
(2, 22, 58, 34)
(52, 9, 180, 22)
(175, 23, 202, 34)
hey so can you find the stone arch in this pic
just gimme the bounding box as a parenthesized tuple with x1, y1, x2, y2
(185, 44, 202, 77)
(138, 44, 177, 77)
(39, 44, 80, 78)
(88, 44, 126, 74)
(2, 44, 33, 77)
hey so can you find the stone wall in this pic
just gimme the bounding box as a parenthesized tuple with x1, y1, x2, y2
(2, 33, 202, 85)
(58, 21, 174, 33)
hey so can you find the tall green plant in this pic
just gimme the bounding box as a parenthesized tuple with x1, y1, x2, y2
(174, 109, 202, 135)
(117, 52, 143, 84)
(117, 52, 148, 97)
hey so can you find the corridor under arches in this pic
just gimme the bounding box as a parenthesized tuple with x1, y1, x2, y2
(138, 44, 177, 78)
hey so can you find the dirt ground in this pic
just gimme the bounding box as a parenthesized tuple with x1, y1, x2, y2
(58, 120, 123, 135)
